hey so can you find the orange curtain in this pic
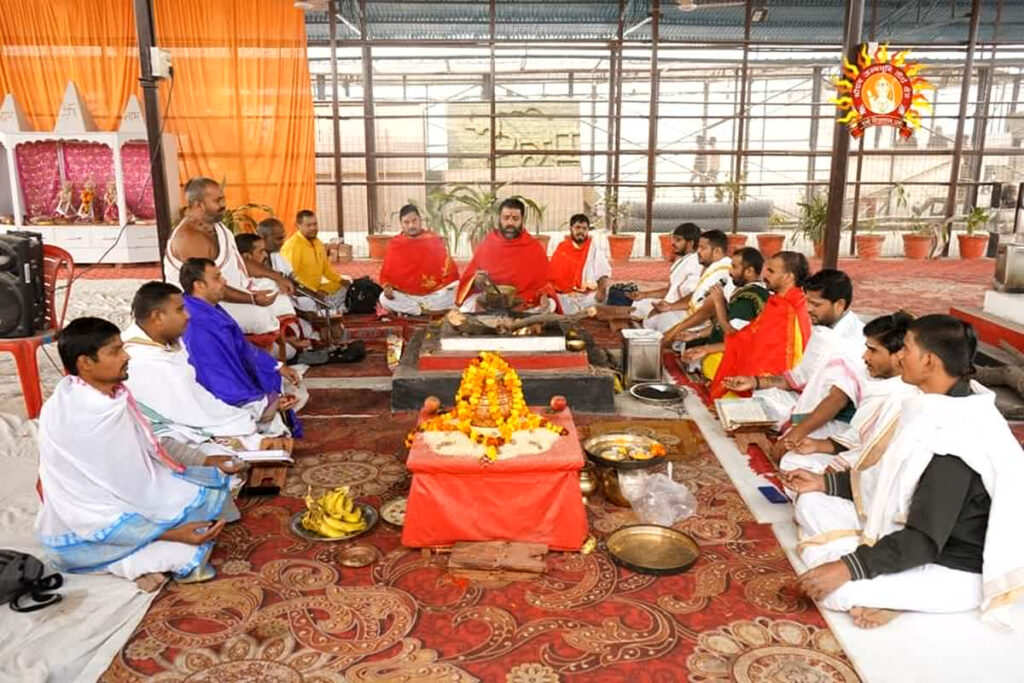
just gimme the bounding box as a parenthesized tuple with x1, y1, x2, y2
(0, 0, 314, 230)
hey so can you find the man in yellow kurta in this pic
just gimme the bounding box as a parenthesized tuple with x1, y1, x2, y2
(280, 210, 350, 311)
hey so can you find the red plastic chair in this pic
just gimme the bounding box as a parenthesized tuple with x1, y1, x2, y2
(0, 245, 75, 419)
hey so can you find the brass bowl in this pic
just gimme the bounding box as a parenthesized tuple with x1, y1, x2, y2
(579, 462, 600, 501)
(606, 524, 700, 575)
(337, 544, 381, 568)
(600, 467, 631, 507)
(566, 339, 586, 352)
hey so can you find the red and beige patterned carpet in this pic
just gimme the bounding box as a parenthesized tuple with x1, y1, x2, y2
(101, 399, 860, 682)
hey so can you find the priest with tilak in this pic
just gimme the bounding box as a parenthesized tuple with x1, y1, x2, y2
(711, 251, 813, 399)
(547, 213, 612, 314)
(457, 197, 559, 312)
(378, 204, 459, 316)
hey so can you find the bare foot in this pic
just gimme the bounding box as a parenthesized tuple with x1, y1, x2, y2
(135, 572, 168, 593)
(850, 606, 901, 629)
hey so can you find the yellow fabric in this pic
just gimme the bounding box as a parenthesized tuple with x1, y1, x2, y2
(281, 232, 342, 293)
(791, 316, 804, 367)
(0, 0, 314, 232)
(701, 351, 724, 380)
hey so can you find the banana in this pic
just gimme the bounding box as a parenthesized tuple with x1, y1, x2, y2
(316, 519, 349, 538)
(320, 514, 366, 534)
(341, 507, 363, 524)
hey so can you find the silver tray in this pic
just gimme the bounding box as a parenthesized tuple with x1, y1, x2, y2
(582, 433, 666, 471)
(289, 502, 379, 542)
(629, 382, 688, 405)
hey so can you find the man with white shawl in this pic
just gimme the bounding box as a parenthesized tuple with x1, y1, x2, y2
(629, 223, 703, 327)
(36, 318, 240, 590)
(164, 177, 296, 334)
(122, 281, 292, 456)
(783, 315, 1024, 630)
(547, 214, 612, 314)
(725, 270, 866, 459)
(780, 311, 917, 474)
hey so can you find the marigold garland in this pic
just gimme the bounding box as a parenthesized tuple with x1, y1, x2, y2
(405, 351, 568, 461)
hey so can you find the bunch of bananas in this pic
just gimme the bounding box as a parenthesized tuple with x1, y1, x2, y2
(301, 485, 367, 538)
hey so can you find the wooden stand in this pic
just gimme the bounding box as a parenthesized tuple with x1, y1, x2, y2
(448, 541, 548, 583)
(243, 462, 289, 495)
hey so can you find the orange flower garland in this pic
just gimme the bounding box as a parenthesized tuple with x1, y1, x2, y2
(406, 352, 568, 461)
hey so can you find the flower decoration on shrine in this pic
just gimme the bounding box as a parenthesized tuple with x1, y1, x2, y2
(405, 351, 567, 462)
(833, 43, 933, 138)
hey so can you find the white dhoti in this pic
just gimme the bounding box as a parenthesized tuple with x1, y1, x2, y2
(794, 480, 983, 617)
(217, 300, 280, 334)
(556, 291, 599, 315)
(642, 309, 688, 332)
(794, 492, 861, 568)
(780, 451, 842, 473)
(379, 282, 457, 316)
(105, 541, 209, 581)
(821, 564, 983, 614)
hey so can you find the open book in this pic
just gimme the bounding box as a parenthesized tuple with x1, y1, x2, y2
(235, 450, 293, 463)
(714, 397, 777, 432)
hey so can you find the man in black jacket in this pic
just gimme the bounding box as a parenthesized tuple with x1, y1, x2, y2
(782, 314, 1022, 629)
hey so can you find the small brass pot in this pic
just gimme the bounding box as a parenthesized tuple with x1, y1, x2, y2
(579, 462, 600, 503)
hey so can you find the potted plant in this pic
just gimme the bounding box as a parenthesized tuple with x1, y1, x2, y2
(854, 219, 885, 260)
(658, 232, 676, 261)
(221, 202, 273, 235)
(716, 174, 753, 253)
(892, 186, 941, 260)
(598, 192, 635, 261)
(757, 211, 787, 258)
(958, 207, 990, 260)
(366, 225, 394, 260)
(447, 183, 544, 251)
(794, 191, 828, 259)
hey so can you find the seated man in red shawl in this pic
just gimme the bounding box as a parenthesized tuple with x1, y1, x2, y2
(547, 213, 612, 314)
(710, 251, 812, 399)
(379, 204, 460, 316)
(457, 197, 558, 312)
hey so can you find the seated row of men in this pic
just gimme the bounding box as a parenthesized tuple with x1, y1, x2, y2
(660, 245, 1024, 629)
(35, 260, 311, 589)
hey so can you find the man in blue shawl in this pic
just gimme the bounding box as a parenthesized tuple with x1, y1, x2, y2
(179, 257, 305, 436)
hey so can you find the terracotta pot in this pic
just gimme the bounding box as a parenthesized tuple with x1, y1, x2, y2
(330, 241, 353, 263)
(366, 233, 394, 260)
(813, 241, 824, 260)
(902, 233, 932, 260)
(534, 234, 551, 252)
(608, 234, 636, 261)
(755, 233, 784, 259)
(957, 233, 989, 260)
(659, 233, 675, 261)
(727, 233, 749, 255)
(855, 234, 885, 260)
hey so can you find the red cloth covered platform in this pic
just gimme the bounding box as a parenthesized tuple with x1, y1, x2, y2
(402, 409, 588, 550)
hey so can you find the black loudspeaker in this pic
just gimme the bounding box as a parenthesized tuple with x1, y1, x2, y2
(0, 231, 45, 338)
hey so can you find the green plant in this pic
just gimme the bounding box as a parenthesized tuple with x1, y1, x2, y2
(768, 210, 791, 230)
(410, 187, 461, 254)
(222, 202, 273, 235)
(409, 183, 545, 253)
(964, 206, 989, 235)
(591, 190, 629, 233)
(714, 174, 749, 206)
(794, 191, 829, 245)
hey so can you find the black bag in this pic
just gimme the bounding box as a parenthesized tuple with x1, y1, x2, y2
(344, 276, 383, 314)
(606, 282, 639, 307)
(0, 549, 63, 613)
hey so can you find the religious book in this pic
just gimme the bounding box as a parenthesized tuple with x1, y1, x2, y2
(235, 450, 294, 463)
(714, 397, 776, 433)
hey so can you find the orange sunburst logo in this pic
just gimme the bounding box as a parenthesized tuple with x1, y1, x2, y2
(833, 43, 933, 138)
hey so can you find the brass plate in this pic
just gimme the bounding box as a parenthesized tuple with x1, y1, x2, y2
(289, 502, 378, 543)
(338, 544, 381, 568)
(606, 525, 700, 575)
(582, 433, 665, 471)
(381, 497, 407, 527)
